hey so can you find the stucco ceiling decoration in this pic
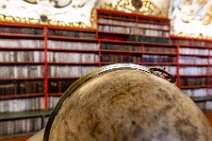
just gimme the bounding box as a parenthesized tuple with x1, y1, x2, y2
(97, 0, 167, 17)
(0, 0, 168, 28)
(115, 0, 164, 17)
(0, 0, 97, 28)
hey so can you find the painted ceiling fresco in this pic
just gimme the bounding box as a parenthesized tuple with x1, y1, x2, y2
(169, 0, 212, 38)
(0, 0, 211, 38)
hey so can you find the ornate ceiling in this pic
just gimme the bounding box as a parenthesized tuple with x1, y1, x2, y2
(0, 0, 211, 38)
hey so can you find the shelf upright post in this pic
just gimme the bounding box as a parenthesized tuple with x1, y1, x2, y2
(98, 40, 101, 67)
(141, 43, 144, 65)
(135, 15, 139, 42)
(168, 20, 171, 44)
(96, 10, 101, 67)
(176, 44, 180, 88)
(207, 47, 211, 96)
(44, 25, 49, 111)
(210, 47, 212, 96)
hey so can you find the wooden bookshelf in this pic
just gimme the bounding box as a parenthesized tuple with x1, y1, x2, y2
(0, 9, 212, 138)
(0, 110, 51, 137)
(97, 9, 170, 44)
(171, 36, 212, 99)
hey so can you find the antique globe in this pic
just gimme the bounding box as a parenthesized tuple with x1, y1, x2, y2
(28, 64, 212, 141)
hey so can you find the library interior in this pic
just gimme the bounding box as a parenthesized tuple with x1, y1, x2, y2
(0, 0, 212, 140)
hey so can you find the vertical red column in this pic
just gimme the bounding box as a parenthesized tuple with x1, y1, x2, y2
(176, 44, 180, 88)
(141, 43, 144, 65)
(96, 10, 100, 67)
(168, 20, 171, 44)
(206, 47, 210, 96)
(209, 47, 211, 96)
(44, 26, 48, 111)
(135, 15, 138, 42)
(98, 41, 101, 67)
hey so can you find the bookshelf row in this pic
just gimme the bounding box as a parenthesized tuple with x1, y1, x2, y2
(0, 79, 76, 98)
(0, 96, 61, 113)
(0, 109, 52, 137)
(180, 77, 207, 86)
(1, 40, 212, 94)
(2, 70, 212, 97)
(0, 80, 43, 96)
(0, 97, 57, 136)
(97, 9, 170, 44)
(3, 39, 212, 54)
(98, 25, 169, 37)
(1, 39, 212, 56)
(1, 63, 212, 80)
(171, 36, 212, 46)
(0, 51, 44, 62)
(0, 117, 43, 136)
(1, 93, 212, 136)
(4, 79, 207, 108)
(0, 9, 171, 45)
(48, 52, 99, 63)
(183, 88, 212, 98)
(0, 97, 44, 113)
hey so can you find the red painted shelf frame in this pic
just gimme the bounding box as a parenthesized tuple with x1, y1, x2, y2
(96, 9, 171, 42)
(0, 22, 99, 112)
(0, 9, 212, 112)
(172, 36, 212, 97)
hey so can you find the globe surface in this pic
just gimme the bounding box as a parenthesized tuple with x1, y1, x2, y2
(28, 69, 212, 141)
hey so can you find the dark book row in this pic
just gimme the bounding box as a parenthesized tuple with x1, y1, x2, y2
(0, 80, 43, 95)
(48, 79, 76, 94)
(98, 13, 136, 22)
(98, 18, 136, 27)
(196, 101, 212, 111)
(172, 39, 212, 46)
(0, 117, 43, 136)
(0, 97, 44, 113)
(0, 26, 43, 35)
(101, 55, 141, 63)
(180, 77, 207, 86)
(144, 55, 176, 63)
(101, 43, 141, 52)
(137, 18, 169, 25)
(144, 46, 176, 53)
(127, 35, 169, 43)
(48, 29, 96, 38)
